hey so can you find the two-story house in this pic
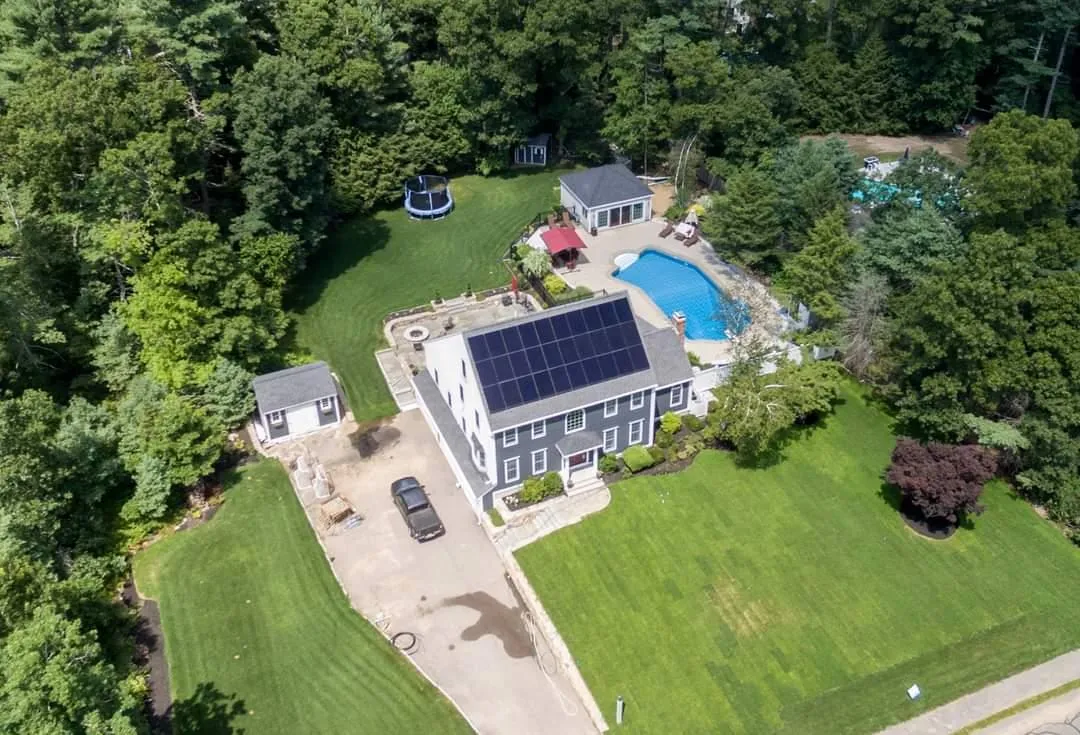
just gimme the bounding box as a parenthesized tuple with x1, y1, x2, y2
(413, 292, 694, 512)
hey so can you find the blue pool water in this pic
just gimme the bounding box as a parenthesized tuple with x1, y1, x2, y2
(613, 249, 749, 341)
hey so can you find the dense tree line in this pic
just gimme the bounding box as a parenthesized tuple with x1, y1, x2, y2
(0, 0, 1077, 730)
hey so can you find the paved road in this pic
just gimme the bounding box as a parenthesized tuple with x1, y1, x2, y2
(977, 687, 1080, 734)
(879, 650, 1080, 735)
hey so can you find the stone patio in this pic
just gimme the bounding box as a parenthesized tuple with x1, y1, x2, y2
(526, 219, 790, 365)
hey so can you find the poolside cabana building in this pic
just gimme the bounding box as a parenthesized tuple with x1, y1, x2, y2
(560, 164, 653, 232)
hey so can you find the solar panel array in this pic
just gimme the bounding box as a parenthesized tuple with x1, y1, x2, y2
(467, 297, 650, 413)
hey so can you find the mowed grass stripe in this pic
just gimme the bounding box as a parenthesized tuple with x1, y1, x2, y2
(291, 170, 564, 422)
(517, 384, 1080, 734)
(133, 460, 469, 735)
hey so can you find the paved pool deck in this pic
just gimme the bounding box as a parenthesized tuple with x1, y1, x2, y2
(532, 219, 787, 365)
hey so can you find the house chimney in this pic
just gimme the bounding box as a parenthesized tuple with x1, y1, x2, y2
(671, 311, 686, 342)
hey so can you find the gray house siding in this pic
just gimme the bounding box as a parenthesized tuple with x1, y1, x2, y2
(654, 381, 692, 417)
(266, 412, 290, 440)
(491, 390, 653, 491)
(317, 396, 339, 426)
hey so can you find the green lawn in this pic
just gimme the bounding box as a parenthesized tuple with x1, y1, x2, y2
(291, 169, 564, 421)
(133, 460, 469, 735)
(516, 384, 1080, 734)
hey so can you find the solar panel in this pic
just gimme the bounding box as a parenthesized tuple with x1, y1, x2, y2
(467, 297, 651, 413)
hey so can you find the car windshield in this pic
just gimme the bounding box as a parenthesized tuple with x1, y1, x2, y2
(400, 488, 429, 512)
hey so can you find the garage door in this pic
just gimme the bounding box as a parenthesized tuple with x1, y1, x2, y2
(286, 403, 321, 436)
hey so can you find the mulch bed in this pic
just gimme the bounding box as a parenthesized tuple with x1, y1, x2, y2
(899, 502, 958, 540)
(503, 491, 566, 512)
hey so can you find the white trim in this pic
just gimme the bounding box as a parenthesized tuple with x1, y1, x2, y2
(268, 410, 284, 426)
(603, 399, 618, 418)
(531, 420, 546, 439)
(647, 387, 657, 446)
(503, 427, 519, 448)
(532, 448, 547, 475)
(603, 426, 618, 452)
(318, 397, 333, 412)
(630, 391, 645, 410)
(504, 456, 520, 484)
(565, 409, 585, 434)
(628, 419, 644, 445)
(670, 384, 684, 407)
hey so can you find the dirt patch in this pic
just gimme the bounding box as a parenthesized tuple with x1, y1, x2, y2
(802, 132, 969, 166)
(123, 580, 172, 734)
(440, 590, 532, 659)
(349, 420, 402, 458)
(651, 182, 676, 216)
(707, 577, 776, 638)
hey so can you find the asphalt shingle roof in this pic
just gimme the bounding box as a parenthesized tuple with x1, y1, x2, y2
(252, 362, 337, 414)
(560, 164, 653, 209)
(414, 371, 492, 499)
(461, 292, 691, 431)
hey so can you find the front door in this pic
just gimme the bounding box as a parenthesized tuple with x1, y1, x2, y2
(567, 450, 595, 485)
(568, 451, 591, 469)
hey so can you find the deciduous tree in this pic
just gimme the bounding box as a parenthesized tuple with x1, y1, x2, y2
(886, 438, 997, 523)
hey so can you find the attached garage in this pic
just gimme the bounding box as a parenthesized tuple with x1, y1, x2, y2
(253, 362, 343, 444)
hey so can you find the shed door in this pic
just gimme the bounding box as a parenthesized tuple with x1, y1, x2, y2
(286, 403, 320, 435)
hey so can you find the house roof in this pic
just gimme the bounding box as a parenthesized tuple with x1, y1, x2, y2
(525, 133, 552, 147)
(253, 362, 337, 414)
(560, 164, 653, 209)
(638, 321, 695, 387)
(456, 292, 692, 431)
(414, 371, 492, 499)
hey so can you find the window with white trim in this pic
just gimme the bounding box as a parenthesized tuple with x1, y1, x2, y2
(269, 410, 284, 427)
(531, 420, 546, 439)
(459, 385, 464, 402)
(603, 398, 618, 418)
(503, 427, 518, 447)
(670, 384, 684, 407)
(434, 368, 439, 385)
(630, 391, 645, 410)
(565, 409, 585, 433)
(319, 397, 333, 413)
(628, 419, 644, 445)
(474, 410, 480, 428)
(603, 426, 618, 452)
(475, 445, 486, 469)
(597, 209, 608, 228)
(504, 456, 520, 484)
(461, 359, 467, 378)
(632, 202, 644, 221)
(532, 448, 547, 475)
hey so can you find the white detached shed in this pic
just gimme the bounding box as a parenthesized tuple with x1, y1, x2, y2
(560, 164, 654, 232)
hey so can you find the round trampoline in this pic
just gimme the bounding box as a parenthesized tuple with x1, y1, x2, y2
(404, 175, 453, 219)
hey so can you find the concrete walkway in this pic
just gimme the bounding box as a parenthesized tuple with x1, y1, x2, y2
(878, 650, 1080, 735)
(492, 485, 611, 553)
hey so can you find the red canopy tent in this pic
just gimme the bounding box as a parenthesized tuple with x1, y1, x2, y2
(541, 227, 587, 255)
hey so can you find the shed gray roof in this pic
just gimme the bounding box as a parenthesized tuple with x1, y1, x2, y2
(253, 362, 337, 414)
(556, 431, 601, 456)
(461, 292, 692, 431)
(414, 371, 492, 499)
(560, 164, 653, 209)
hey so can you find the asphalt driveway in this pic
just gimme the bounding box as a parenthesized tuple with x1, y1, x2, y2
(285, 411, 594, 735)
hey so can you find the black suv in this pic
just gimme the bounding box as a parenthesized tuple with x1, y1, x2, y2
(390, 477, 445, 541)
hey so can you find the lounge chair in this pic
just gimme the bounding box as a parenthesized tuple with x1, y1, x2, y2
(674, 230, 687, 241)
(659, 223, 674, 238)
(684, 232, 699, 247)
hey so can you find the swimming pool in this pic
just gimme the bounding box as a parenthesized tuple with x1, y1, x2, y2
(613, 249, 749, 341)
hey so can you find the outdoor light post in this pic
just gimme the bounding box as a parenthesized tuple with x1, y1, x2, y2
(616, 695, 625, 725)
